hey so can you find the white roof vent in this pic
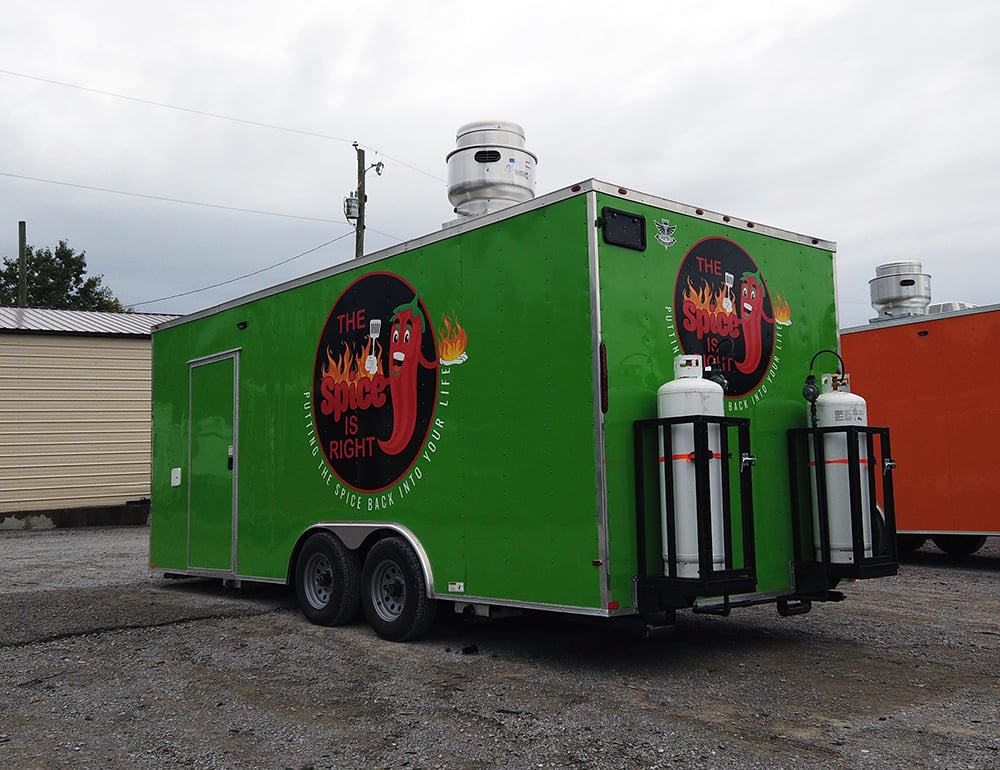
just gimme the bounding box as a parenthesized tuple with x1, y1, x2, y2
(446, 121, 537, 220)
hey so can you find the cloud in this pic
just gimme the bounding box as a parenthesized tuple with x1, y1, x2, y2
(1, 0, 997, 322)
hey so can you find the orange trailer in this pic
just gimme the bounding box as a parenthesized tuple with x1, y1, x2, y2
(840, 304, 1000, 555)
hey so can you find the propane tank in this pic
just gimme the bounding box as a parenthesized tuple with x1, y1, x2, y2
(810, 373, 873, 563)
(656, 355, 725, 578)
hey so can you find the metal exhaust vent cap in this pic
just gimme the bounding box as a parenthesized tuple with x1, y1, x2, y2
(869, 261, 932, 322)
(446, 121, 537, 219)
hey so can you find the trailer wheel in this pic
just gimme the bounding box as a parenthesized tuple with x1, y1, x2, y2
(932, 534, 988, 557)
(361, 536, 436, 641)
(295, 531, 361, 626)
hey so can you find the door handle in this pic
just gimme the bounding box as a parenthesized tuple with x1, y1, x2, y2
(227, 445, 234, 471)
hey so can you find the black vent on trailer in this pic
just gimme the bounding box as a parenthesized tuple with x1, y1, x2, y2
(598, 207, 646, 251)
(474, 150, 502, 163)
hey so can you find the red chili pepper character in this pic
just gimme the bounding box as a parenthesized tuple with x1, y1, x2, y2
(378, 296, 438, 455)
(734, 270, 773, 375)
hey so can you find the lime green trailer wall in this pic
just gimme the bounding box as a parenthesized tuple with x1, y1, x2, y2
(153, 191, 603, 611)
(150, 179, 891, 636)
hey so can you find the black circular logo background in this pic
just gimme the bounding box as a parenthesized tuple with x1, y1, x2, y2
(312, 272, 438, 492)
(674, 237, 774, 398)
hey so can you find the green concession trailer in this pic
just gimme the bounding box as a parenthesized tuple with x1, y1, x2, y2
(150, 178, 898, 641)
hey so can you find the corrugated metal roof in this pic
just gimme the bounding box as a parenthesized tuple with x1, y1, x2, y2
(0, 307, 178, 336)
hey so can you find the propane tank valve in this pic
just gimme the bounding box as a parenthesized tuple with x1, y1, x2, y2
(830, 372, 851, 392)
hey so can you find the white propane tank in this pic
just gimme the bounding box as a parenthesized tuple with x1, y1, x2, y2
(656, 355, 725, 578)
(811, 373, 873, 563)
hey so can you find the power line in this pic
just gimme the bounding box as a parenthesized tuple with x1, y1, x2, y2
(0, 170, 406, 242)
(2, 67, 354, 141)
(0, 171, 340, 223)
(2, 68, 419, 306)
(0, 67, 447, 184)
(128, 232, 354, 308)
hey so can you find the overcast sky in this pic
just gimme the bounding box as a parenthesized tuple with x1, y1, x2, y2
(2, 1, 998, 327)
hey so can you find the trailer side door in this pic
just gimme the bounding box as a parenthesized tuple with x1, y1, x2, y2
(188, 351, 239, 572)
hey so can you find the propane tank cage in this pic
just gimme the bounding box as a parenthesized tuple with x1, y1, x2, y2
(633, 415, 757, 614)
(787, 425, 899, 595)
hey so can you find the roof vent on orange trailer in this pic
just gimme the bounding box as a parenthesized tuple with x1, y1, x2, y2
(868, 261, 931, 322)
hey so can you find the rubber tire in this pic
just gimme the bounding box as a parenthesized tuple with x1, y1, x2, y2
(361, 536, 436, 642)
(896, 534, 927, 556)
(295, 531, 361, 626)
(932, 534, 988, 556)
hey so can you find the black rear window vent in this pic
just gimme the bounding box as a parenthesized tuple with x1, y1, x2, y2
(474, 150, 502, 163)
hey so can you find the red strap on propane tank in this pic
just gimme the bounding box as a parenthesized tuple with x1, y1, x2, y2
(658, 452, 723, 463)
(669, 452, 722, 462)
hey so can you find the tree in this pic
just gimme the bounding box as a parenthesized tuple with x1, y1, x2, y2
(0, 240, 125, 311)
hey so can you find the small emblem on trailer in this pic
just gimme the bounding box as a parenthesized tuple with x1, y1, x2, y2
(448, 582, 465, 593)
(654, 218, 677, 249)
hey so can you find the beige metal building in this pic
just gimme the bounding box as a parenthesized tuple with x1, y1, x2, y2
(0, 308, 177, 526)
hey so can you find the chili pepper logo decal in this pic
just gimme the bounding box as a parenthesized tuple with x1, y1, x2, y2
(673, 237, 791, 399)
(379, 296, 439, 456)
(311, 272, 441, 493)
(734, 269, 770, 375)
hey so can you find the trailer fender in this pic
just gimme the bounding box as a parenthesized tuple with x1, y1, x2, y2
(290, 522, 435, 598)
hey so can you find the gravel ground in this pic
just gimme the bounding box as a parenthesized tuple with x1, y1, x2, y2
(1, 527, 998, 769)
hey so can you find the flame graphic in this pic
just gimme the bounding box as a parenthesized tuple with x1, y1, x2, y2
(773, 293, 792, 326)
(438, 313, 468, 364)
(682, 278, 735, 316)
(321, 337, 383, 382)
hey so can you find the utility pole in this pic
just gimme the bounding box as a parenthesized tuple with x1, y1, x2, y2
(344, 143, 383, 260)
(354, 142, 366, 260)
(17, 221, 27, 308)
